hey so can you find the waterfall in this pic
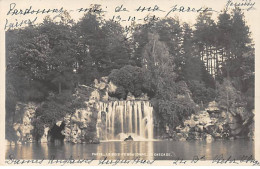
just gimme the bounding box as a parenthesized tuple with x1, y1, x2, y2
(97, 101, 154, 141)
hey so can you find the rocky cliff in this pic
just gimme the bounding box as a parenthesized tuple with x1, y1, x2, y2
(6, 77, 111, 145)
(6, 102, 38, 145)
(6, 78, 254, 145)
(163, 101, 254, 141)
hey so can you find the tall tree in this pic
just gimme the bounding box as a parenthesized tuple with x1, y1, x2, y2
(101, 21, 131, 72)
(39, 16, 78, 94)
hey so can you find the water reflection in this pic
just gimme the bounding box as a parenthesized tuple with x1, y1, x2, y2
(6, 140, 254, 160)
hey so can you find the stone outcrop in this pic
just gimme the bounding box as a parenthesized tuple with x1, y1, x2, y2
(61, 105, 97, 143)
(172, 110, 227, 142)
(206, 101, 220, 114)
(7, 77, 111, 145)
(58, 77, 111, 144)
(164, 101, 254, 141)
(7, 77, 254, 144)
(8, 102, 38, 145)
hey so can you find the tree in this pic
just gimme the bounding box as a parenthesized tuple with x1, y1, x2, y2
(230, 8, 251, 59)
(101, 21, 131, 72)
(141, 32, 197, 129)
(216, 79, 243, 114)
(194, 11, 218, 77)
(39, 16, 78, 94)
(108, 65, 154, 99)
(217, 10, 232, 50)
(75, 11, 131, 81)
(154, 18, 183, 73)
(219, 8, 252, 80)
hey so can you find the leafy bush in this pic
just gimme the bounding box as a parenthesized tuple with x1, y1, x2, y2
(32, 90, 87, 140)
(156, 96, 197, 129)
(31, 118, 45, 141)
(216, 79, 244, 111)
(187, 80, 216, 105)
(108, 65, 154, 99)
(152, 80, 198, 129)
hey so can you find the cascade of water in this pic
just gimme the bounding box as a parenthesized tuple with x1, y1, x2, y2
(134, 103, 138, 135)
(128, 101, 133, 133)
(124, 101, 127, 132)
(137, 102, 143, 137)
(119, 105, 124, 133)
(97, 101, 153, 141)
(111, 102, 116, 139)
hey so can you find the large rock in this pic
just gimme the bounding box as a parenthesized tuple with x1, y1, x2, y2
(206, 101, 220, 114)
(197, 111, 212, 125)
(175, 108, 232, 141)
(126, 92, 135, 100)
(61, 84, 101, 143)
(227, 113, 243, 136)
(184, 114, 198, 128)
(12, 102, 38, 144)
(108, 81, 117, 94)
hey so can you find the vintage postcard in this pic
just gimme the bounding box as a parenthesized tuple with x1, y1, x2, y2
(0, 0, 259, 166)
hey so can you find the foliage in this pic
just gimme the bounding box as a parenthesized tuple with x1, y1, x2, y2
(31, 119, 45, 141)
(131, 18, 182, 71)
(187, 80, 216, 105)
(194, 11, 217, 49)
(141, 32, 197, 129)
(108, 65, 154, 99)
(156, 96, 197, 129)
(74, 12, 130, 79)
(32, 90, 87, 139)
(216, 79, 243, 112)
(5, 5, 255, 140)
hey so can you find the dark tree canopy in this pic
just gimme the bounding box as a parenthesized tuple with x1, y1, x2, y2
(5, 6, 254, 139)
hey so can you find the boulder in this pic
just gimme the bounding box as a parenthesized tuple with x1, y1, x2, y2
(195, 125, 204, 133)
(108, 81, 117, 93)
(126, 92, 135, 100)
(220, 111, 228, 119)
(227, 113, 243, 135)
(89, 90, 100, 101)
(176, 133, 186, 141)
(12, 102, 37, 144)
(102, 90, 109, 101)
(184, 115, 198, 128)
(180, 126, 190, 134)
(206, 101, 220, 114)
(137, 93, 149, 101)
(56, 121, 63, 127)
(197, 111, 212, 125)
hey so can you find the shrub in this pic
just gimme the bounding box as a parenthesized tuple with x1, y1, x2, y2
(108, 65, 154, 99)
(216, 79, 243, 111)
(31, 118, 45, 141)
(187, 80, 216, 105)
(32, 90, 87, 140)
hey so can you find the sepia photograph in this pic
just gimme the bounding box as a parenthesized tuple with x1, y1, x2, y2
(1, 0, 259, 166)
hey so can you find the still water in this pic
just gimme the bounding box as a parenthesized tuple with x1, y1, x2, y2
(6, 139, 254, 160)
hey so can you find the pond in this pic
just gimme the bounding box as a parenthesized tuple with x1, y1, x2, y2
(6, 139, 254, 160)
